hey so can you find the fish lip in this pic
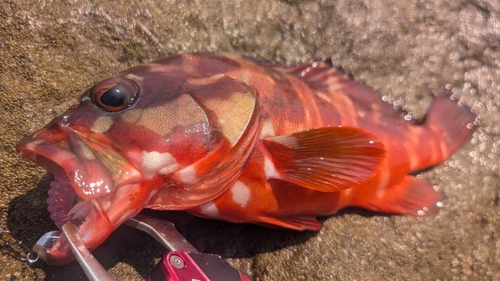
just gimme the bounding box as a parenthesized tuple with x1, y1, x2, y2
(16, 130, 116, 201)
(15, 128, 141, 265)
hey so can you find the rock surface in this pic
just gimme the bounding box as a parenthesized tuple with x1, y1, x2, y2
(1, 0, 499, 280)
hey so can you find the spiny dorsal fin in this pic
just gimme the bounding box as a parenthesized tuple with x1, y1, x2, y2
(287, 59, 347, 88)
(252, 58, 349, 89)
(263, 127, 385, 192)
(252, 57, 414, 122)
(277, 59, 415, 122)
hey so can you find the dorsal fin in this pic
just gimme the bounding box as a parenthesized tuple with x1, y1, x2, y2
(247, 58, 343, 86)
(263, 58, 415, 123)
(286, 59, 347, 88)
(252, 58, 349, 89)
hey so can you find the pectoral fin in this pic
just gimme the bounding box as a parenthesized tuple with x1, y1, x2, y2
(263, 127, 385, 192)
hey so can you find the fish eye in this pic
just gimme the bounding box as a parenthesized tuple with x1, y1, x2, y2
(100, 87, 127, 107)
(91, 77, 139, 112)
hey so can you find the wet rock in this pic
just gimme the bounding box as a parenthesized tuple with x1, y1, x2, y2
(1, 0, 499, 280)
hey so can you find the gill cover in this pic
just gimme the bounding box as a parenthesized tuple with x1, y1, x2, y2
(143, 74, 260, 209)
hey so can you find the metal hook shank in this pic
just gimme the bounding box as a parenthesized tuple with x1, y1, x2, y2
(61, 222, 116, 281)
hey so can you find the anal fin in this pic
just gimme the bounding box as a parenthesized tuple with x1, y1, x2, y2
(360, 176, 443, 216)
(258, 215, 323, 231)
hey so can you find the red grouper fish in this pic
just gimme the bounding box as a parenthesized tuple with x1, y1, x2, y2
(16, 53, 477, 265)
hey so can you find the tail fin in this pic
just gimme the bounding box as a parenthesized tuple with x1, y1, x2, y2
(425, 89, 478, 159)
(360, 176, 443, 216)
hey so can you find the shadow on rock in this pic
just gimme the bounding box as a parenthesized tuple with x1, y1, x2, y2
(7, 174, 318, 280)
(7, 174, 54, 251)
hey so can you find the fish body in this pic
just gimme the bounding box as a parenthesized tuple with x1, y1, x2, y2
(16, 53, 477, 265)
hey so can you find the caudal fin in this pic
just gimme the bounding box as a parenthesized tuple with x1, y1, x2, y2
(425, 89, 478, 159)
(361, 176, 443, 216)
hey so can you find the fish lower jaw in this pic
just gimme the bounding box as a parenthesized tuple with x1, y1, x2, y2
(44, 181, 150, 265)
(45, 199, 114, 265)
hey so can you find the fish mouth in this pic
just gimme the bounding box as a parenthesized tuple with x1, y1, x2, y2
(16, 126, 143, 265)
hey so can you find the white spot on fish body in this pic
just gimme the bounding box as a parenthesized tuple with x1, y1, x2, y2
(91, 116, 113, 133)
(231, 181, 251, 208)
(264, 157, 280, 180)
(261, 119, 275, 138)
(200, 202, 219, 217)
(141, 151, 179, 179)
(177, 165, 198, 184)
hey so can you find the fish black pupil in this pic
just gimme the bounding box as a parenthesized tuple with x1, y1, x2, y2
(100, 87, 126, 107)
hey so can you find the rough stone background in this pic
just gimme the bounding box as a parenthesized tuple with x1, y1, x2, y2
(1, 0, 499, 280)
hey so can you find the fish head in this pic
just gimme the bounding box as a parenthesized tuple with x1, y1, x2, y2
(16, 54, 258, 265)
